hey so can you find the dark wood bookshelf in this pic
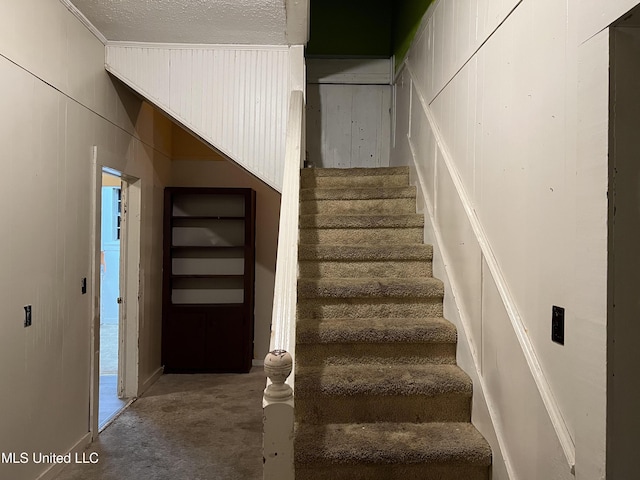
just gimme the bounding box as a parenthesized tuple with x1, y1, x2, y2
(162, 187, 256, 373)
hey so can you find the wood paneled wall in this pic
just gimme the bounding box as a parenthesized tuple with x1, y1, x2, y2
(106, 44, 298, 191)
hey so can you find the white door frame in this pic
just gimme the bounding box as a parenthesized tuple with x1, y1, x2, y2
(118, 172, 142, 398)
(89, 147, 141, 439)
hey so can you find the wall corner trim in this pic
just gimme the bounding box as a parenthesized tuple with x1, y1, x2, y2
(405, 63, 577, 473)
(58, 0, 107, 45)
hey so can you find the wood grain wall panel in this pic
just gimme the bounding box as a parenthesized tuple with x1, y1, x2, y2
(306, 84, 391, 168)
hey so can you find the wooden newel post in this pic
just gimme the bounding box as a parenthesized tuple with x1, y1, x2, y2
(264, 350, 293, 400)
(263, 349, 294, 480)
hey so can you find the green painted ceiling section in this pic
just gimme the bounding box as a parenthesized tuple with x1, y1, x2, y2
(306, 0, 434, 64)
(393, 0, 435, 64)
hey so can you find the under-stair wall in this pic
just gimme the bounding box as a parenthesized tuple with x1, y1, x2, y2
(106, 43, 304, 191)
(389, 0, 633, 478)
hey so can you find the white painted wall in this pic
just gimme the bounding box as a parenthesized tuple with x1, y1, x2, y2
(169, 160, 281, 362)
(391, 0, 636, 478)
(106, 43, 296, 191)
(0, 2, 171, 479)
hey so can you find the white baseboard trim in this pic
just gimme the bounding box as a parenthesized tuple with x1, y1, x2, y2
(139, 366, 164, 396)
(36, 432, 92, 480)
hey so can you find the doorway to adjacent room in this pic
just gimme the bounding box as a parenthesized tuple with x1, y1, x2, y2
(99, 170, 127, 428)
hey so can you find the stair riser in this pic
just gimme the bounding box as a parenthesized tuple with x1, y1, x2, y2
(295, 394, 471, 424)
(299, 260, 432, 278)
(298, 299, 444, 319)
(299, 228, 424, 245)
(295, 343, 456, 366)
(295, 464, 490, 480)
(300, 198, 416, 215)
(301, 175, 409, 189)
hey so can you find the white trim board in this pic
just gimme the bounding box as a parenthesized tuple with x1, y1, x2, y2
(106, 41, 290, 51)
(307, 58, 392, 85)
(404, 61, 576, 473)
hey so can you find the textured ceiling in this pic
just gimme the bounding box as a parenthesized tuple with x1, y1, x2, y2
(70, 0, 291, 44)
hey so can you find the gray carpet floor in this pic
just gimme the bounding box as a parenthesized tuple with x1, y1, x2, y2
(55, 368, 266, 480)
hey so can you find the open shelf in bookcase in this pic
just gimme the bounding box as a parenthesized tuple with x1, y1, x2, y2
(162, 187, 256, 373)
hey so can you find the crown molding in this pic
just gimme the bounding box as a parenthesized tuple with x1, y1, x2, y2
(59, 0, 107, 45)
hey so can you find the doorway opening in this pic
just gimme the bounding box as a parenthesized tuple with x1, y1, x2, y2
(90, 154, 142, 437)
(99, 170, 127, 428)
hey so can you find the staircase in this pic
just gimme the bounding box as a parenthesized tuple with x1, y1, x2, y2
(294, 167, 491, 480)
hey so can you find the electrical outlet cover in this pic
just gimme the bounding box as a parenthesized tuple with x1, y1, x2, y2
(24, 305, 32, 327)
(552, 305, 564, 345)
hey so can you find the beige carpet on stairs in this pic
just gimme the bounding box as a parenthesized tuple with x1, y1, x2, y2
(294, 166, 492, 480)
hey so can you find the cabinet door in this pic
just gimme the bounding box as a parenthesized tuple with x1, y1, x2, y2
(162, 311, 207, 370)
(204, 307, 250, 372)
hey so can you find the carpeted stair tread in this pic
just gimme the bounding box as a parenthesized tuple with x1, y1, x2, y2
(301, 167, 409, 178)
(298, 277, 444, 299)
(295, 364, 471, 397)
(299, 244, 433, 261)
(298, 244, 433, 278)
(296, 317, 456, 344)
(300, 213, 424, 229)
(295, 422, 492, 466)
(300, 186, 416, 201)
(300, 197, 417, 215)
(300, 168, 410, 189)
(297, 297, 444, 320)
(299, 226, 423, 245)
(295, 343, 457, 367)
(298, 259, 431, 279)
